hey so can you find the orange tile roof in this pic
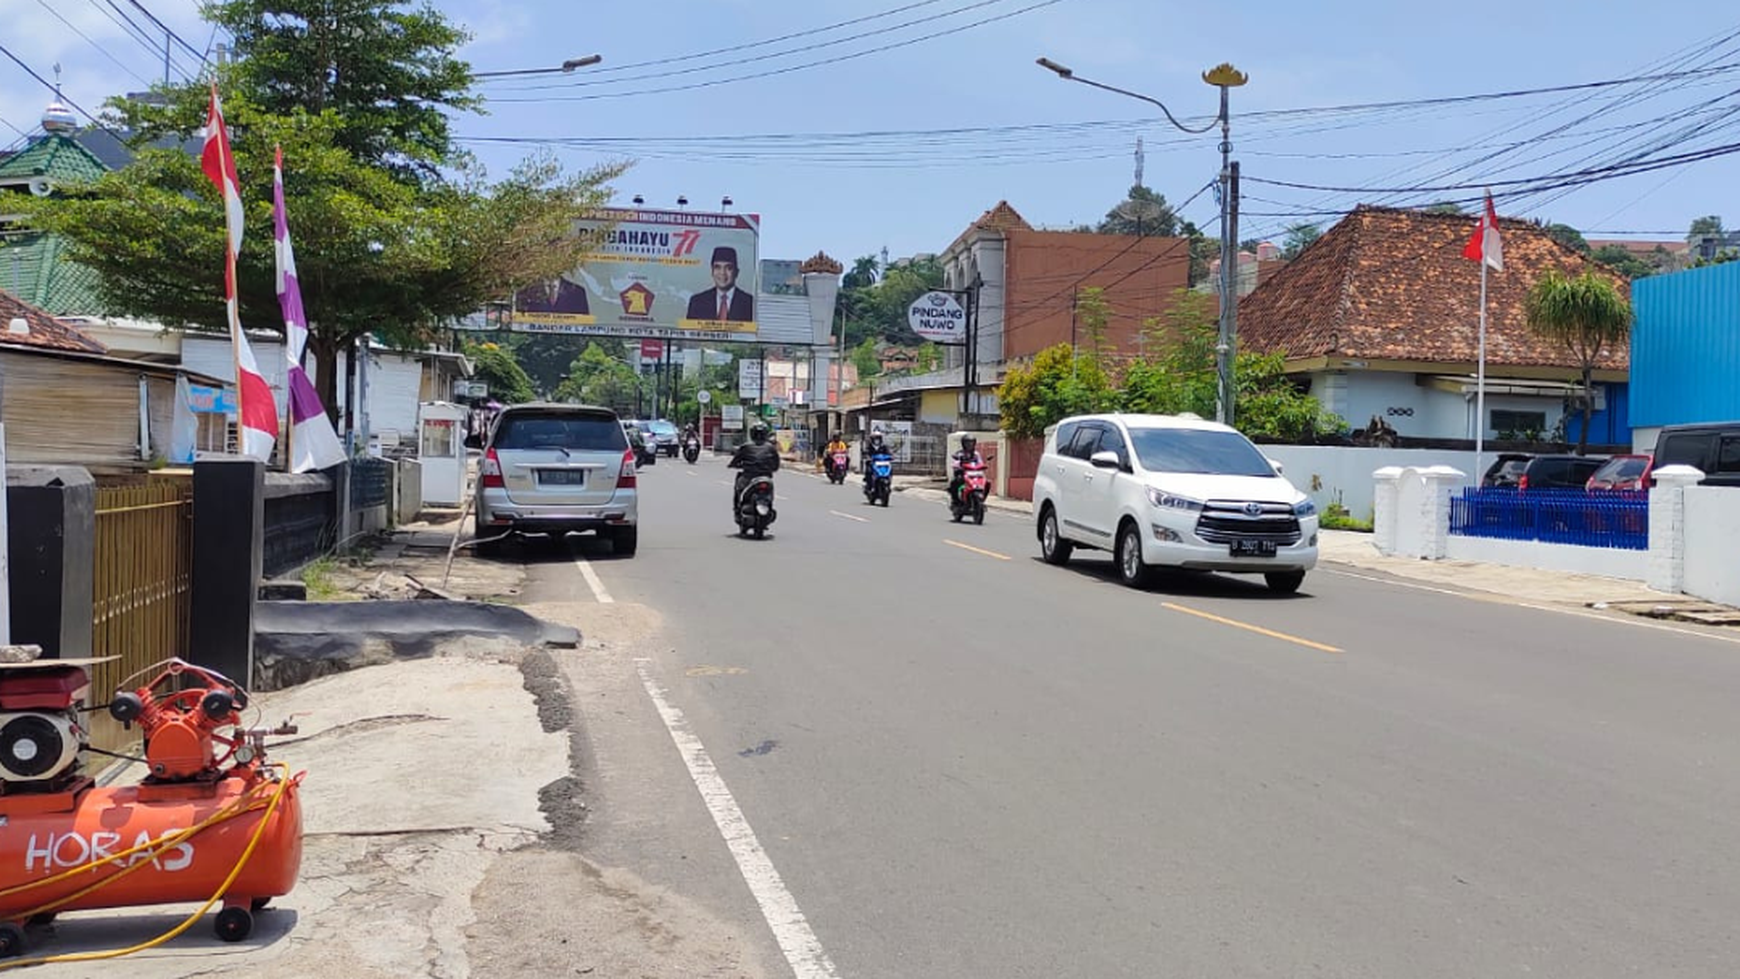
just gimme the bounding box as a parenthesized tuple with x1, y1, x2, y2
(0, 287, 107, 353)
(1238, 205, 1629, 372)
(945, 200, 1032, 255)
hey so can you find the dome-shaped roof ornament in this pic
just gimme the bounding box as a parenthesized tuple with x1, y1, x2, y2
(42, 63, 77, 133)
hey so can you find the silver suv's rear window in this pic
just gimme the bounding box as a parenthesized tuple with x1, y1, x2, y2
(494, 413, 627, 452)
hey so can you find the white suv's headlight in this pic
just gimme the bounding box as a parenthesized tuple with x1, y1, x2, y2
(1293, 499, 1317, 517)
(1147, 487, 1204, 511)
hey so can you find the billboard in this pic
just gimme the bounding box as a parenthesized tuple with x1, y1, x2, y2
(509, 208, 760, 341)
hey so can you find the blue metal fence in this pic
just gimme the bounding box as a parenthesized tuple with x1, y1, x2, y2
(1449, 487, 1648, 550)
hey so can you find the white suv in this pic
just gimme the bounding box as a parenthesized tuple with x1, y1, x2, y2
(1033, 414, 1319, 594)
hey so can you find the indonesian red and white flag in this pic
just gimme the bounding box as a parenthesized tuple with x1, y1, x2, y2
(202, 85, 278, 463)
(1461, 192, 1504, 272)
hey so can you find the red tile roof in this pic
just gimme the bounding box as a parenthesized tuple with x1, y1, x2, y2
(946, 200, 1032, 255)
(0, 287, 108, 353)
(1238, 205, 1629, 372)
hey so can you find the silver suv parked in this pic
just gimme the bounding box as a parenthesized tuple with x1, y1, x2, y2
(476, 403, 639, 557)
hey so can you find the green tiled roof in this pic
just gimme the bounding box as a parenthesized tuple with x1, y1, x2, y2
(0, 135, 107, 185)
(0, 232, 108, 316)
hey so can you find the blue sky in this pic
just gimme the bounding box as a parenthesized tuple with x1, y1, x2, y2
(4, 0, 1737, 262)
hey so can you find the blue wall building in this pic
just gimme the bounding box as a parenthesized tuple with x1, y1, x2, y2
(1630, 262, 1740, 449)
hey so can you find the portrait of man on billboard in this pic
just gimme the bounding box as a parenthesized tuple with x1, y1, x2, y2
(686, 246, 755, 322)
(516, 275, 591, 316)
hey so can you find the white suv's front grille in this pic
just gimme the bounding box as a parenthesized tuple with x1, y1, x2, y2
(1194, 501, 1302, 545)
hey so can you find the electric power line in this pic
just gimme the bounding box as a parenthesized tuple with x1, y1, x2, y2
(485, 0, 1070, 103)
(490, 0, 1018, 93)
(32, 0, 153, 87)
(478, 0, 956, 83)
(0, 41, 118, 134)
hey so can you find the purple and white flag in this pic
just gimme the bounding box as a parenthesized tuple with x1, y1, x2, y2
(274, 146, 346, 472)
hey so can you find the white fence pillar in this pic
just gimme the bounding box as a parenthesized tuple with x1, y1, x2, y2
(1390, 465, 1466, 560)
(1647, 465, 1703, 594)
(1372, 466, 1403, 556)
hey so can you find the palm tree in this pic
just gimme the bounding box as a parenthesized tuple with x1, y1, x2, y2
(844, 254, 880, 290)
(1524, 270, 1632, 454)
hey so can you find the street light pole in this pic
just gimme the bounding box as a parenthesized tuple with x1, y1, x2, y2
(1037, 57, 1247, 425)
(1204, 64, 1248, 427)
(473, 54, 602, 79)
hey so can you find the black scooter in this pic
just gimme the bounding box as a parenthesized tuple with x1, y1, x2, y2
(735, 477, 777, 539)
(682, 435, 701, 463)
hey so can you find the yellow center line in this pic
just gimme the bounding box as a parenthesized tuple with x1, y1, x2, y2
(829, 510, 869, 523)
(1160, 602, 1343, 654)
(944, 539, 1012, 561)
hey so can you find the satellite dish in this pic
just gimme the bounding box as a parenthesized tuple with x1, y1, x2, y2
(27, 177, 52, 197)
(1114, 199, 1165, 223)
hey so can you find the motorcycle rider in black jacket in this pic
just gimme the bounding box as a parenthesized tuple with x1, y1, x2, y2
(728, 423, 781, 512)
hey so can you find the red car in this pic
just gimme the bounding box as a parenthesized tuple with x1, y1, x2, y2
(1586, 454, 1653, 492)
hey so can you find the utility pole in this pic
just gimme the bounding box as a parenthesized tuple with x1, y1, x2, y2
(1207, 64, 1248, 427)
(1036, 57, 1247, 426)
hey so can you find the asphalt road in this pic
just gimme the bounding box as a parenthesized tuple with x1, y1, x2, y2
(536, 455, 1740, 979)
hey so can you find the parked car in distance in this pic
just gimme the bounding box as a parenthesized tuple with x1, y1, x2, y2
(1032, 413, 1319, 595)
(622, 421, 657, 467)
(476, 403, 639, 558)
(1650, 423, 1740, 487)
(647, 419, 680, 457)
(1586, 454, 1652, 492)
(1517, 454, 1606, 490)
(1482, 453, 1533, 488)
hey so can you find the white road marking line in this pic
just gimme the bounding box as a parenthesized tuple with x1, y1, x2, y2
(828, 509, 868, 523)
(634, 659, 839, 979)
(572, 554, 614, 604)
(943, 538, 1012, 561)
(1323, 568, 1740, 647)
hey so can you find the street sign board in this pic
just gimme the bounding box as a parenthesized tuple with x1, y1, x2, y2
(721, 404, 745, 430)
(737, 359, 763, 400)
(907, 290, 967, 343)
(640, 339, 665, 360)
(696, 389, 713, 404)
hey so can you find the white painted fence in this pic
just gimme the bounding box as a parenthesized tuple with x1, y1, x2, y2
(1262, 446, 1481, 522)
(1372, 465, 1649, 582)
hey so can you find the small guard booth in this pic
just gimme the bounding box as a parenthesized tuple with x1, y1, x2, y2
(417, 401, 468, 506)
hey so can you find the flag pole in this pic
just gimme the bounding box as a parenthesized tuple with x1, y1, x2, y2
(1475, 254, 1487, 483)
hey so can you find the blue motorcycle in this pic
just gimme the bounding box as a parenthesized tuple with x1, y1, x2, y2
(864, 455, 893, 507)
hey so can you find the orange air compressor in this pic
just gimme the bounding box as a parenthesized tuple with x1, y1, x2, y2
(0, 655, 304, 959)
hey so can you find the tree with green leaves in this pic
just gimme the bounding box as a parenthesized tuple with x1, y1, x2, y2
(553, 342, 642, 408)
(850, 337, 882, 379)
(1280, 223, 1321, 261)
(1589, 244, 1658, 280)
(465, 342, 535, 404)
(1096, 185, 1179, 237)
(996, 344, 1114, 440)
(1123, 288, 1342, 442)
(843, 254, 880, 290)
(1687, 215, 1725, 242)
(838, 255, 944, 347)
(1524, 270, 1632, 454)
(23, 0, 623, 413)
(1542, 222, 1590, 254)
(1073, 286, 1112, 363)
(1425, 201, 1466, 215)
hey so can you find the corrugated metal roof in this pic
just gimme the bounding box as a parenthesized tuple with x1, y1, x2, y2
(1631, 262, 1740, 428)
(753, 293, 813, 345)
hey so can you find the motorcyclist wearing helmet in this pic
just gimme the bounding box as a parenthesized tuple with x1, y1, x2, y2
(728, 422, 781, 511)
(863, 429, 892, 476)
(947, 434, 985, 504)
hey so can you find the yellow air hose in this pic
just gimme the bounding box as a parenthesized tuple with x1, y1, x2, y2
(0, 765, 295, 971)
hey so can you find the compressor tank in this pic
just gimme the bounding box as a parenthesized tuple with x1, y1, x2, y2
(0, 773, 303, 920)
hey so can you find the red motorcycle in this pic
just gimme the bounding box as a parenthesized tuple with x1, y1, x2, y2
(826, 450, 850, 485)
(950, 461, 989, 525)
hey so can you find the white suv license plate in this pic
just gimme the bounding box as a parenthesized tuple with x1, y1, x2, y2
(1230, 539, 1278, 558)
(537, 470, 586, 487)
